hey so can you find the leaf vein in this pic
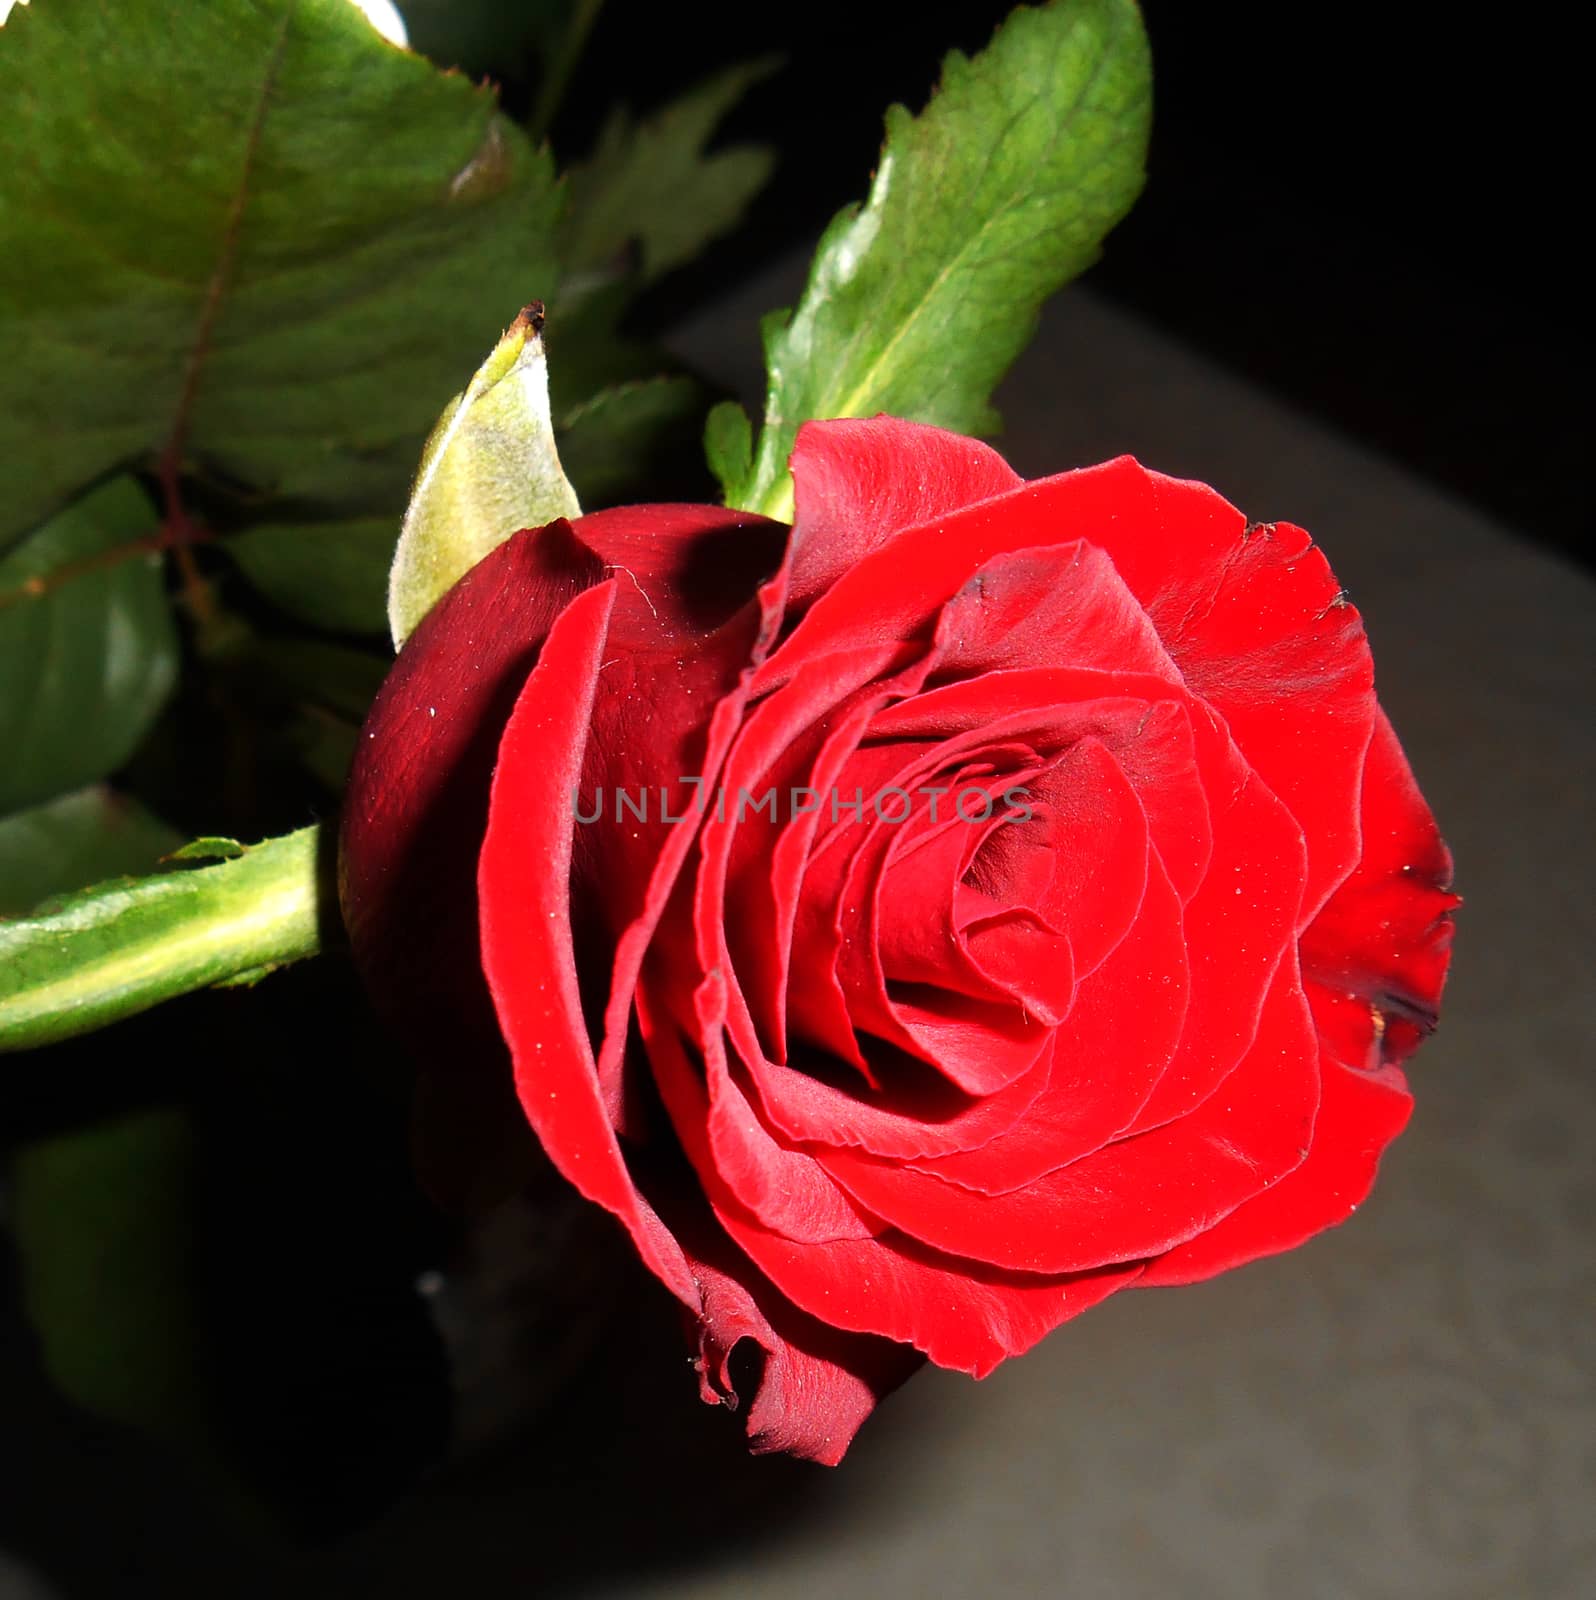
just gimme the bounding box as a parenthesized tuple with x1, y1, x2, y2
(159, 0, 299, 476)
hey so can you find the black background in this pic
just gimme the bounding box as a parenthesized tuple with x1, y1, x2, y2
(567, 0, 1585, 568)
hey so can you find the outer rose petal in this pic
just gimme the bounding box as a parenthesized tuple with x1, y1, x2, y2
(664, 1207, 922, 1464)
(340, 519, 603, 1209)
(818, 959, 1318, 1274)
(1137, 1056, 1413, 1287)
(786, 417, 1022, 607)
(1300, 709, 1458, 1064)
(711, 1206, 1144, 1379)
(341, 507, 778, 1206)
(554, 502, 785, 650)
(477, 580, 700, 1309)
(560, 506, 786, 1130)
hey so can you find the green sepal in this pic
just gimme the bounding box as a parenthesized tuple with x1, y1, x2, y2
(387, 307, 581, 647)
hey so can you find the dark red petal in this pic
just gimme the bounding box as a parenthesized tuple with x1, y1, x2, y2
(477, 580, 700, 1309)
(686, 1243, 921, 1464)
(1300, 709, 1458, 1066)
(1139, 1056, 1413, 1287)
(785, 417, 1022, 608)
(576, 528, 793, 1130)
(564, 502, 786, 649)
(817, 959, 1317, 1274)
(340, 519, 603, 1210)
(651, 1185, 920, 1464)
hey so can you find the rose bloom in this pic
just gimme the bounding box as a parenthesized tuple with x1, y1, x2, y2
(342, 418, 1456, 1463)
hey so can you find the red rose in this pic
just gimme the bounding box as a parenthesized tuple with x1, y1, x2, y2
(341, 417, 1456, 1463)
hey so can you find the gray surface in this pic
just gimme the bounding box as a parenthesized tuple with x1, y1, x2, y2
(4, 277, 1591, 1600)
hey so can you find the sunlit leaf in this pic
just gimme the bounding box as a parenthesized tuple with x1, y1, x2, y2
(0, 0, 561, 553)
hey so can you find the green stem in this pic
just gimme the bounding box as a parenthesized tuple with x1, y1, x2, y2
(0, 826, 325, 1052)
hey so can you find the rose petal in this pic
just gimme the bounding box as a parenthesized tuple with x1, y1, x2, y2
(340, 518, 604, 1209)
(692, 641, 925, 1075)
(684, 1237, 921, 1465)
(963, 735, 1150, 982)
(930, 542, 1179, 686)
(740, 1033, 1056, 1163)
(579, 518, 792, 1129)
(1003, 458, 1376, 920)
(817, 958, 1317, 1273)
(1119, 752, 1309, 1132)
(563, 502, 786, 648)
(871, 672, 1213, 902)
(708, 1205, 1145, 1378)
(786, 417, 1022, 608)
(477, 579, 700, 1308)
(1299, 709, 1458, 1066)
(907, 851, 1189, 1194)
(642, 976, 879, 1247)
(1138, 1055, 1413, 1287)
(877, 800, 1076, 1025)
(836, 783, 1060, 1096)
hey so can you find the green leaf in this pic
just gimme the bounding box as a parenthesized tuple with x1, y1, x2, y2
(704, 399, 754, 501)
(0, 478, 178, 814)
(0, 826, 324, 1052)
(388, 307, 581, 646)
(225, 515, 396, 634)
(9, 1108, 207, 1443)
(0, 787, 183, 919)
(540, 60, 778, 429)
(0, 0, 561, 554)
(732, 0, 1151, 520)
(557, 375, 707, 507)
(559, 59, 778, 284)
